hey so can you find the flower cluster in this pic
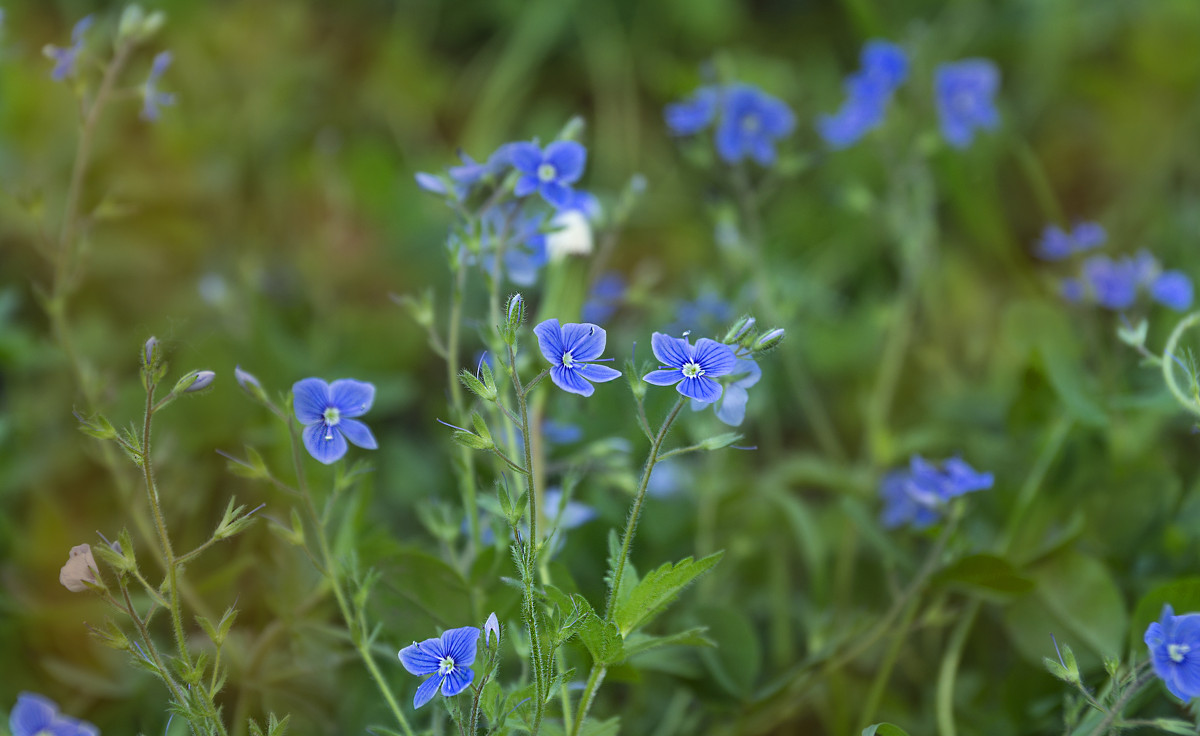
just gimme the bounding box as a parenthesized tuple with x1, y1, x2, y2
(817, 39, 909, 149)
(416, 146, 512, 201)
(935, 60, 1001, 149)
(879, 455, 994, 529)
(1145, 605, 1200, 701)
(417, 139, 592, 212)
(9, 693, 98, 736)
(1060, 251, 1193, 312)
(664, 84, 796, 166)
(1033, 221, 1106, 261)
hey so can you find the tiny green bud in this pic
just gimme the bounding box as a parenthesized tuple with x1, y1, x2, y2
(724, 316, 757, 344)
(117, 5, 145, 42)
(452, 430, 493, 451)
(503, 293, 525, 345)
(1116, 318, 1148, 349)
(459, 367, 497, 402)
(700, 432, 742, 451)
(235, 365, 267, 402)
(143, 336, 160, 367)
(176, 369, 216, 394)
(753, 327, 785, 352)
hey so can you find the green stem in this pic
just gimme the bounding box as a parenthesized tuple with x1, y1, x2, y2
(448, 263, 483, 550)
(935, 601, 979, 736)
(1162, 311, 1200, 418)
(1090, 672, 1156, 736)
(861, 591, 922, 725)
(570, 665, 607, 736)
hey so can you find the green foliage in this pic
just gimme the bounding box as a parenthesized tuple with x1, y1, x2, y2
(614, 552, 724, 635)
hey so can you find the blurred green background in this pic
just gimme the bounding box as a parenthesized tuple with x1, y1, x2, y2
(4, 0, 1200, 734)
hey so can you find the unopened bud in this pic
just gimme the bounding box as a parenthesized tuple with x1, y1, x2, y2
(753, 328, 785, 352)
(176, 370, 216, 394)
(143, 336, 160, 366)
(724, 316, 756, 344)
(235, 365, 267, 401)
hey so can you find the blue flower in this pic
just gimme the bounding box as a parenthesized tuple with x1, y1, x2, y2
(398, 626, 480, 709)
(671, 293, 733, 335)
(9, 692, 98, 736)
(542, 420, 583, 444)
(141, 51, 175, 122)
(647, 459, 693, 499)
(417, 145, 513, 201)
(292, 378, 378, 464)
(817, 39, 909, 149)
(879, 455, 994, 529)
(1070, 221, 1106, 251)
(581, 273, 626, 324)
(692, 357, 761, 426)
(478, 203, 548, 286)
(1152, 271, 1194, 311)
(1080, 255, 1140, 310)
(532, 319, 622, 397)
(715, 85, 795, 166)
(510, 140, 587, 209)
(664, 86, 719, 136)
(484, 613, 500, 647)
(46, 15, 93, 82)
(934, 59, 1001, 149)
(1145, 605, 1200, 701)
(544, 487, 597, 530)
(1034, 222, 1106, 261)
(643, 332, 737, 403)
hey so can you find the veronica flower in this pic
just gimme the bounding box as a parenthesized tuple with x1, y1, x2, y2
(643, 332, 737, 403)
(398, 626, 479, 708)
(1034, 222, 1106, 261)
(818, 39, 908, 149)
(9, 692, 99, 736)
(59, 544, 98, 592)
(647, 459, 693, 499)
(715, 85, 796, 166)
(511, 140, 587, 209)
(45, 15, 93, 82)
(484, 613, 500, 646)
(879, 455, 994, 529)
(141, 51, 175, 122)
(416, 145, 512, 200)
(292, 378, 378, 464)
(1078, 254, 1142, 310)
(692, 357, 761, 426)
(1146, 605, 1200, 700)
(934, 59, 1001, 149)
(664, 86, 719, 136)
(581, 273, 626, 324)
(1152, 271, 1194, 311)
(670, 293, 733, 335)
(532, 319, 622, 397)
(476, 203, 548, 286)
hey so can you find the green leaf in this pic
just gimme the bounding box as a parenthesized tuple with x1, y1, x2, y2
(1148, 719, 1200, 735)
(1128, 577, 1200, 651)
(1002, 301, 1107, 427)
(862, 724, 911, 736)
(577, 717, 621, 736)
(696, 605, 761, 698)
(932, 554, 1035, 599)
(576, 612, 625, 665)
(622, 627, 714, 659)
(615, 551, 723, 635)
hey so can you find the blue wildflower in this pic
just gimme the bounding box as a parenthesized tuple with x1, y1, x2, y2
(879, 455, 993, 529)
(715, 85, 796, 166)
(671, 293, 734, 335)
(484, 613, 500, 647)
(1080, 255, 1140, 310)
(140, 51, 175, 122)
(1070, 221, 1106, 251)
(542, 420, 583, 444)
(532, 319, 622, 397)
(818, 39, 908, 149)
(664, 86, 719, 136)
(414, 172, 448, 195)
(398, 626, 480, 709)
(934, 59, 1001, 149)
(581, 273, 626, 324)
(643, 332, 737, 403)
(477, 203, 548, 286)
(1145, 605, 1200, 701)
(1152, 271, 1194, 311)
(544, 487, 597, 530)
(510, 140, 587, 209)
(692, 357, 761, 426)
(9, 692, 99, 736)
(879, 471, 940, 530)
(417, 145, 512, 201)
(648, 459, 693, 499)
(1034, 222, 1106, 261)
(292, 378, 378, 464)
(45, 15, 93, 82)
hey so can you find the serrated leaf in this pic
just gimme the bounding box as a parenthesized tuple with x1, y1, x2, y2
(576, 612, 624, 665)
(615, 552, 723, 635)
(577, 717, 621, 736)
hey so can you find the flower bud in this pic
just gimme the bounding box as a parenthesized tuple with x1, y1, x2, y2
(176, 370, 216, 394)
(724, 316, 757, 344)
(60, 544, 100, 592)
(503, 293, 525, 345)
(235, 365, 267, 402)
(143, 336, 160, 367)
(484, 612, 500, 646)
(753, 328, 785, 352)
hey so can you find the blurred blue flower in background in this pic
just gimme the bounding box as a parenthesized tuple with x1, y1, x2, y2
(542, 420, 582, 445)
(581, 273, 626, 324)
(665, 83, 795, 165)
(477, 203, 548, 286)
(398, 626, 479, 709)
(416, 144, 513, 201)
(1151, 271, 1194, 311)
(671, 293, 733, 335)
(692, 357, 761, 426)
(1034, 222, 1106, 261)
(140, 51, 175, 122)
(879, 455, 994, 529)
(45, 15, 92, 81)
(817, 39, 908, 149)
(1145, 605, 1200, 701)
(665, 86, 719, 135)
(293, 378, 378, 464)
(1066, 251, 1192, 311)
(9, 692, 98, 736)
(511, 140, 587, 209)
(648, 459, 694, 499)
(643, 332, 737, 402)
(533, 319, 622, 397)
(934, 59, 1000, 149)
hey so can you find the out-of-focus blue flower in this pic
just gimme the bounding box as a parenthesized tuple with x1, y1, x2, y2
(398, 626, 479, 709)
(1145, 605, 1200, 701)
(1070, 222, 1106, 251)
(692, 357, 761, 426)
(648, 459, 693, 499)
(671, 293, 733, 335)
(416, 145, 512, 201)
(643, 332, 737, 403)
(511, 140, 587, 209)
(140, 51, 175, 122)
(476, 203, 548, 286)
(879, 455, 993, 529)
(544, 488, 597, 530)
(9, 692, 99, 736)
(292, 378, 378, 464)
(581, 273, 626, 324)
(665, 86, 719, 136)
(45, 15, 93, 82)
(1080, 255, 1140, 310)
(542, 420, 583, 445)
(533, 319, 622, 397)
(934, 59, 1001, 149)
(1152, 271, 1194, 311)
(1034, 222, 1106, 261)
(715, 85, 796, 166)
(818, 39, 908, 149)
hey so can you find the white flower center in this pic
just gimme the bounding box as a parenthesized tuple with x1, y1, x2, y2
(438, 655, 456, 674)
(323, 407, 341, 427)
(682, 361, 704, 379)
(537, 163, 557, 182)
(1170, 642, 1191, 663)
(741, 114, 760, 133)
(562, 351, 575, 368)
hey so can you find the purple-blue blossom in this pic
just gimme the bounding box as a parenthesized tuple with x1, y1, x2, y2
(141, 51, 175, 122)
(715, 85, 796, 166)
(1034, 222, 1106, 261)
(1152, 271, 1194, 311)
(664, 86, 718, 136)
(934, 59, 1001, 149)
(1146, 605, 1200, 700)
(643, 332, 737, 403)
(818, 39, 909, 149)
(692, 357, 761, 426)
(398, 626, 479, 708)
(9, 692, 98, 736)
(581, 273, 626, 324)
(879, 455, 994, 529)
(510, 140, 587, 209)
(416, 145, 512, 200)
(478, 203, 548, 286)
(1065, 251, 1190, 311)
(532, 319, 622, 397)
(484, 613, 500, 647)
(293, 378, 378, 464)
(46, 15, 93, 82)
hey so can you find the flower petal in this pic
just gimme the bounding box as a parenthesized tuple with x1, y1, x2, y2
(693, 339, 736, 377)
(714, 384, 749, 426)
(650, 332, 691, 369)
(413, 674, 445, 709)
(338, 418, 377, 450)
(533, 319, 565, 365)
(508, 142, 542, 174)
(10, 692, 57, 735)
(551, 365, 595, 397)
(293, 378, 331, 424)
(330, 379, 375, 417)
(677, 375, 722, 403)
(545, 140, 586, 183)
(643, 369, 683, 386)
(303, 422, 348, 465)
(576, 363, 622, 384)
(441, 626, 480, 666)
(514, 174, 540, 197)
(560, 322, 606, 362)
(398, 638, 444, 675)
(441, 666, 474, 697)
(540, 181, 574, 209)
(731, 358, 762, 388)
